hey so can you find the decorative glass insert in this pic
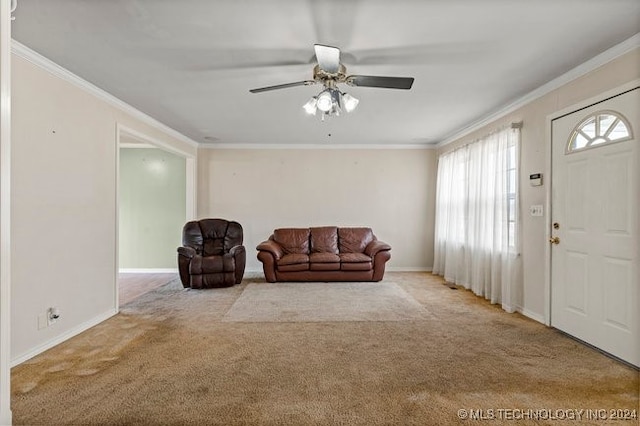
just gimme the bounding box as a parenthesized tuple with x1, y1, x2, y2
(567, 111, 632, 153)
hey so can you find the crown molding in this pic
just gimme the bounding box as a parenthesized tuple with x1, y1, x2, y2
(437, 32, 640, 148)
(119, 143, 157, 149)
(10, 39, 199, 149)
(201, 143, 437, 150)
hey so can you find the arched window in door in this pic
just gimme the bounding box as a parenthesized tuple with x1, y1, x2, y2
(567, 110, 632, 153)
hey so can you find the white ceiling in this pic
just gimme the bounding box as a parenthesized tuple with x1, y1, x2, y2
(11, 0, 640, 146)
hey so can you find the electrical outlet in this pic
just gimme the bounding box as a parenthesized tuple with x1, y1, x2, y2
(38, 313, 48, 330)
(47, 307, 60, 326)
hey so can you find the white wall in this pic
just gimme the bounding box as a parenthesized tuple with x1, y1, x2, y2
(198, 148, 437, 271)
(438, 47, 640, 322)
(10, 52, 197, 363)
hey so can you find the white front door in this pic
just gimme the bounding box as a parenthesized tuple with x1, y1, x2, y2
(550, 87, 639, 367)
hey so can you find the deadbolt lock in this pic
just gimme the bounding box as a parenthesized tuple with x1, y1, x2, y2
(553, 222, 560, 229)
(549, 236, 560, 245)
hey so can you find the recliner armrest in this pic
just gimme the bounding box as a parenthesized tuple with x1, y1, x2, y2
(364, 240, 391, 258)
(177, 246, 197, 259)
(229, 245, 246, 256)
(256, 240, 284, 260)
(229, 245, 246, 285)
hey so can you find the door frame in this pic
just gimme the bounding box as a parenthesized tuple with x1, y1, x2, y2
(544, 79, 640, 326)
(115, 123, 197, 311)
(0, 1, 12, 423)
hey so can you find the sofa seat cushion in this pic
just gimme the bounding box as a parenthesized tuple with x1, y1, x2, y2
(309, 252, 340, 271)
(277, 254, 309, 272)
(278, 253, 309, 266)
(273, 228, 310, 254)
(341, 261, 372, 271)
(339, 252, 372, 271)
(191, 253, 235, 274)
(278, 264, 309, 273)
(310, 262, 341, 271)
(309, 252, 340, 263)
(339, 252, 371, 263)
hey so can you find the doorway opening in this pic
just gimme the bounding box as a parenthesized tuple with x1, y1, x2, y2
(116, 125, 196, 308)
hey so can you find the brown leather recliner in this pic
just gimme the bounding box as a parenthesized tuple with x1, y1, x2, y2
(177, 219, 246, 288)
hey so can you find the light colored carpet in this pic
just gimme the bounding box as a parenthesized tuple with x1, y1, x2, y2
(222, 282, 432, 322)
(10, 272, 640, 425)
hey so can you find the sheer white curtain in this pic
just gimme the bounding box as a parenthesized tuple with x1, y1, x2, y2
(433, 125, 521, 312)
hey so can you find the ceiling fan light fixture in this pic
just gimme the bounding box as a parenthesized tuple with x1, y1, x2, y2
(316, 90, 334, 113)
(250, 44, 414, 120)
(342, 92, 359, 113)
(331, 89, 342, 112)
(303, 97, 318, 115)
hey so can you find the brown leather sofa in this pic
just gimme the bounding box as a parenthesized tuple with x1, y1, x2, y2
(256, 226, 391, 282)
(177, 218, 246, 288)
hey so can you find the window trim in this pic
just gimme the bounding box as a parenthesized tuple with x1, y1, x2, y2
(566, 110, 633, 154)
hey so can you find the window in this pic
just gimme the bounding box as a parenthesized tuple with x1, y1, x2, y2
(433, 125, 521, 311)
(506, 140, 517, 248)
(567, 111, 632, 153)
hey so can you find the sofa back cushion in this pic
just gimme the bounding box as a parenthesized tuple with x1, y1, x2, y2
(273, 228, 310, 254)
(223, 221, 244, 252)
(310, 226, 339, 254)
(183, 221, 205, 254)
(338, 227, 374, 253)
(183, 218, 243, 256)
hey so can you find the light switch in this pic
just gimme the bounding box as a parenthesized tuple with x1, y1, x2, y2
(530, 205, 544, 216)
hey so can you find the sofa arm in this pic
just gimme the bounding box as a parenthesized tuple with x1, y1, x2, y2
(229, 245, 245, 256)
(177, 246, 198, 288)
(256, 240, 282, 283)
(256, 240, 284, 260)
(177, 246, 197, 259)
(257, 251, 277, 282)
(364, 240, 391, 258)
(365, 240, 391, 282)
(229, 245, 246, 284)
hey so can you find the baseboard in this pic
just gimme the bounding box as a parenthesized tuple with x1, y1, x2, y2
(119, 268, 178, 274)
(517, 307, 545, 324)
(386, 267, 433, 272)
(10, 308, 118, 367)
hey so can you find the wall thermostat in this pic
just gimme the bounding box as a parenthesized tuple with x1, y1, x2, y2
(529, 173, 543, 186)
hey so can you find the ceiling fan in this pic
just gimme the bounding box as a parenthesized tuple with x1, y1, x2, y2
(249, 44, 415, 118)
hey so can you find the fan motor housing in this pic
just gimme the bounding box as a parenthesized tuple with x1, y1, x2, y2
(313, 64, 347, 84)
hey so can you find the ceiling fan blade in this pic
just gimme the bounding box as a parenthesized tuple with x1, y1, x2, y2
(346, 75, 414, 90)
(249, 80, 316, 94)
(345, 43, 492, 66)
(314, 44, 341, 74)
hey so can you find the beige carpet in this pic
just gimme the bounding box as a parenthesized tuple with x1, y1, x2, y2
(10, 272, 640, 425)
(222, 282, 432, 323)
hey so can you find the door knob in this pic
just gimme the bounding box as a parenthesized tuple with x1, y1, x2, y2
(549, 236, 560, 245)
